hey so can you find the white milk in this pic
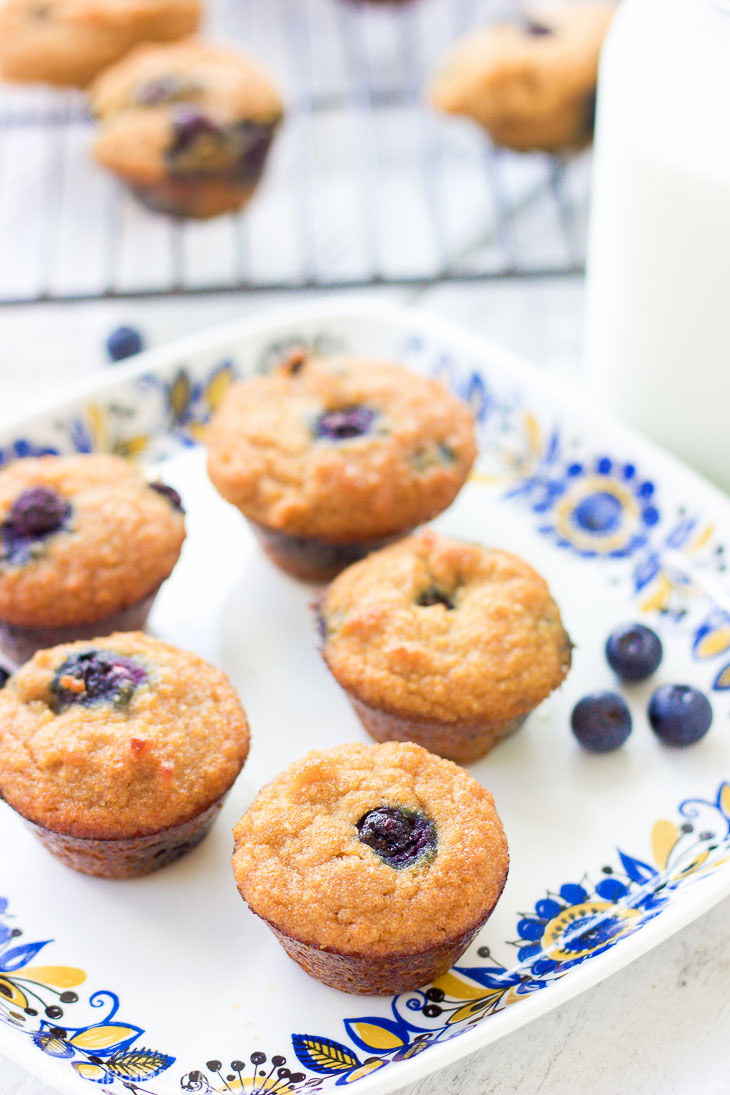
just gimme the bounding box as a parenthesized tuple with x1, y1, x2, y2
(585, 0, 730, 491)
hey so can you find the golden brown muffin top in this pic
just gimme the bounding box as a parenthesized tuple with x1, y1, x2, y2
(0, 454, 185, 628)
(0, 632, 249, 838)
(0, 0, 201, 89)
(90, 39, 284, 184)
(322, 529, 572, 723)
(206, 352, 476, 542)
(429, 2, 615, 151)
(232, 741, 509, 955)
(1, 0, 199, 30)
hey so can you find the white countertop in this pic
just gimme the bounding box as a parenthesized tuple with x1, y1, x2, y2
(1, 279, 729, 1095)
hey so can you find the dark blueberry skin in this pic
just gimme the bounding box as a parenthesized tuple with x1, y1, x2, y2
(416, 587, 455, 610)
(51, 650, 147, 712)
(149, 481, 184, 513)
(1, 488, 70, 565)
(164, 108, 276, 184)
(106, 326, 144, 362)
(523, 18, 553, 35)
(169, 107, 220, 155)
(357, 806, 437, 869)
(228, 121, 276, 184)
(314, 406, 377, 441)
(571, 692, 633, 753)
(8, 488, 68, 536)
(0, 668, 8, 689)
(648, 685, 713, 746)
(605, 623, 663, 682)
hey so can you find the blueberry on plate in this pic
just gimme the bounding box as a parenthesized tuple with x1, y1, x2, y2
(605, 622, 663, 682)
(106, 326, 144, 362)
(648, 684, 713, 746)
(571, 691, 633, 753)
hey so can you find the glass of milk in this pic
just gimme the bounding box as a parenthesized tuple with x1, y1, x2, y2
(585, 0, 730, 491)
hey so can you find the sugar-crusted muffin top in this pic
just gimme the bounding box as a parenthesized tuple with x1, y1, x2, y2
(206, 352, 477, 542)
(429, 2, 615, 151)
(232, 741, 509, 955)
(322, 530, 572, 723)
(90, 39, 284, 184)
(0, 632, 249, 838)
(0, 453, 185, 628)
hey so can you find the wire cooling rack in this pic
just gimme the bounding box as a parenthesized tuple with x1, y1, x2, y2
(0, 0, 591, 304)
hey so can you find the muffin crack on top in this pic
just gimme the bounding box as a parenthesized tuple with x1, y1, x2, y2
(322, 529, 572, 725)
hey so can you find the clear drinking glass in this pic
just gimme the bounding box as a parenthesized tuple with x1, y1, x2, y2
(585, 0, 730, 490)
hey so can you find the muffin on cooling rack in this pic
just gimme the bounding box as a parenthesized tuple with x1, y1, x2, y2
(320, 529, 572, 763)
(429, 2, 616, 152)
(0, 632, 250, 877)
(0, 0, 200, 88)
(206, 349, 477, 582)
(0, 453, 185, 665)
(90, 39, 284, 219)
(232, 741, 509, 994)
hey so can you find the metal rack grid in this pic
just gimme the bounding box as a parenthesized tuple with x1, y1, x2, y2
(0, 0, 591, 304)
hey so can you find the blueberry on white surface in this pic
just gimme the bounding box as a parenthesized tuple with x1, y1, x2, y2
(648, 684, 713, 746)
(605, 622, 663, 682)
(106, 326, 144, 362)
(571, 691, 633, 753)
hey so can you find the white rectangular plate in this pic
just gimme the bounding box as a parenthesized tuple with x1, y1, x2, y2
(1, 299, 729, 1095)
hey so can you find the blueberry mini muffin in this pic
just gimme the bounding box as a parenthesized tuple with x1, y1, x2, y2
(320, 530, 572, 763)
(0, 632, 250, 877)
(429, 2, 616, 152)
(0, 0, 200, 88)
(0, 453, 185, 665)
(232, 741, 508, 994)
(206, 350, 477, 582)
(90, 39, 284, 219)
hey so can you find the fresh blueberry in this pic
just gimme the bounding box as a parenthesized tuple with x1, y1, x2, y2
(571, 692, 633, 753)
(8, 488, 68, 537)
(605, 623, 663, 682)
(648, 684, 713, 746)
(106, 326, 144, 362)
(314, 406, 376, 441)
(0, 668, 9, 688)
(357, 806, 437, 869)
(1, 487, 70, 565)
(149, 481, 184, 513)
(51, 650, 147, 712)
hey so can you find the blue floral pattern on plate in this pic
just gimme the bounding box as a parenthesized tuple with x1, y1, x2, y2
(1, 319, 729, 1092)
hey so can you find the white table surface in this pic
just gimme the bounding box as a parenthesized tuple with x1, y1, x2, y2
(1, 279, 729, 1095)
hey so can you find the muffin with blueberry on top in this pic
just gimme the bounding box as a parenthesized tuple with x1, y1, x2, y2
(0, 0, 200, 88)
(0, 453, 185, 665)
(320, 529, 572, 762)
(0, 631, 250, 877)
(232, 741, 509, 994)
(90, 38, 284, 219)
(429, 2, 615, 152)
(206, 349, 477, 581)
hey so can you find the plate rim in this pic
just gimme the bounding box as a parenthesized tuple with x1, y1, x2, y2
(1, 294, 729, 1095)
